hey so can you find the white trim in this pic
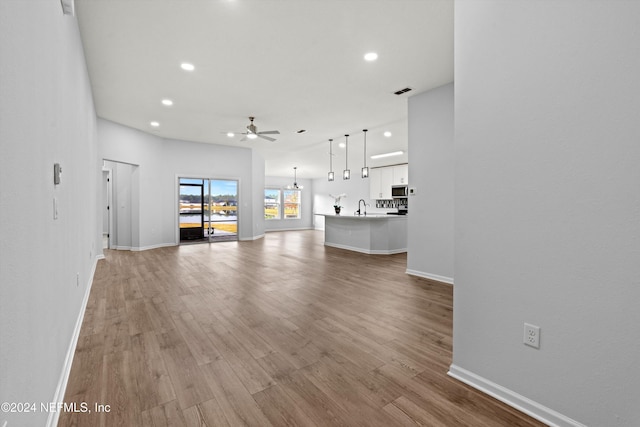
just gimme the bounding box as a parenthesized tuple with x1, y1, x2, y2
(132, 242, 177, 252)
(265, 227, 314, 232)
(447, 365, 587, 427)
(240, 234, 265, 241)
(406, 269, 454, 285)
(112, 245, 132, 250)
(46, 256, 100, 427)
(324, 242, 407, 255)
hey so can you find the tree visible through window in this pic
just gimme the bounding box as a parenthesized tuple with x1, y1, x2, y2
(283, 190, 301, 219)
(264, 189, 280, 220)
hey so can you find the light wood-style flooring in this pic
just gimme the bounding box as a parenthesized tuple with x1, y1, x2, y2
(60, 230, 545, 427)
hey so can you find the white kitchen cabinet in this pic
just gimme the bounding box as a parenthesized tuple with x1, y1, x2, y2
(369, 167, 393, 199)
(392, 164, 408, 185)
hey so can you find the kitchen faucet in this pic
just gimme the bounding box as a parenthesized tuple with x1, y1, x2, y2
(356, 199, 369, 216)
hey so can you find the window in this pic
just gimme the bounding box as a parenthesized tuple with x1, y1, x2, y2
(264, 188, 280, 220)
(283, 189, 301, 219)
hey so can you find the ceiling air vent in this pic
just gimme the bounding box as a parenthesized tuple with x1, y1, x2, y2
(394, 87, 413, 95)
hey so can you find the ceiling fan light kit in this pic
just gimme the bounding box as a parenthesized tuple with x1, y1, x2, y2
(238, 116, 280, 142)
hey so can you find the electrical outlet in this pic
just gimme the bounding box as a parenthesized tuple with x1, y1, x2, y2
(76, 272, 80, 287)
(524, 323, 540, 349)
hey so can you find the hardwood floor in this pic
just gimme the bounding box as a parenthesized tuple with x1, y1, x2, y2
(60, 230, 545, 427)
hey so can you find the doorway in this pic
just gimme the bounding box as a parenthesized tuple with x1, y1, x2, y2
(179, 178, 238, 243)
(102, 168, 112, 249)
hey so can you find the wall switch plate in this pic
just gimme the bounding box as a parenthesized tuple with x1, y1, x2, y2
(524, 323, 540, 349)
(54, 163, 62, 185)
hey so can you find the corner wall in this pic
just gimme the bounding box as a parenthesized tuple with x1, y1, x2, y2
(406, 83, 454, 283)
(0, 2, 99, 426)
(453, 2, 640, 426)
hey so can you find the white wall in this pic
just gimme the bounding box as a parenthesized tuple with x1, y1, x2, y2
(98, 119, 265, 247)
(0, 2, 100, 426)
(453, 2, 640, 426)
(251, 152, 266, 238)
(264, 176, 314, 231)
(407, 84, 454, 283)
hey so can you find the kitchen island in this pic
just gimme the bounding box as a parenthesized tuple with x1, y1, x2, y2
(320, 214, 407, 255)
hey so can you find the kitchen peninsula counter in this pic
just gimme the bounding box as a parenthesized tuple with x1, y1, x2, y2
(320, 214, 407, 254)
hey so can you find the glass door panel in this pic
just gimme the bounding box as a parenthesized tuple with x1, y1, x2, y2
(179, 179, 205, 241)
(209, 179, 238, 242)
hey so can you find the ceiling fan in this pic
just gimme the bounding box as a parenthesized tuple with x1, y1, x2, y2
(239, 116, 280, 142)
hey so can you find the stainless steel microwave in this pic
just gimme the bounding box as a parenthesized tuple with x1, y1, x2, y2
(391, 185, 408, 197)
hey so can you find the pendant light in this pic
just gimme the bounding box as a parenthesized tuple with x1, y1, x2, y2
(287, 166, 303, 189)
(343, 134, 350, 180)
(328, 139, 334, 181)
(361, 129, 369, 178)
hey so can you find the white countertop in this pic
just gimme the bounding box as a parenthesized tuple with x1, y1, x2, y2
(318, 213, 407, 220)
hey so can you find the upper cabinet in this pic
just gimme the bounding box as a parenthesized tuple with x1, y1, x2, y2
(392, 164, 408, 185)
(369, 164, 408, 199)
(369, 167, 393, 199)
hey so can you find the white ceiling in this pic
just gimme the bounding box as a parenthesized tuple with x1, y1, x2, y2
(76, 0, 453, 179)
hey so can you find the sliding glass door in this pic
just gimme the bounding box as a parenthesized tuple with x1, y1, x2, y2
(179, 178, 238, 243)
(208, 179, 238, 242)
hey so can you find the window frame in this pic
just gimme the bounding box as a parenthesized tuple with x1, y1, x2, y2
(283, 189, 301, 220)
(264, 188, 281, 220)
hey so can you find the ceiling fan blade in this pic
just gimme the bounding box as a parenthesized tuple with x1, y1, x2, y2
(258, 130, 280, 135)
(239, 136, 248, 142)
(258, 134, 276, 142)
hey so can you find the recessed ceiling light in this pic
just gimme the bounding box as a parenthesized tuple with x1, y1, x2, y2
(384, 131, 392, 137)
(371, 151, 403, 159)
(150, 121, 159, 127)
(161, 99, 173, 106)
(296, 130, 307, 134)
(180, 63, 195, 71)
(338, 142, 346, 148)
(364, 52, 378, 61)
(227, 132, 235, 137)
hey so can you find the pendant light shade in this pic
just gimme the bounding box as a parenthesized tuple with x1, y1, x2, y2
(287, 166, 303, 189)
(361, 129, 369, 178)
(343, 134, 350, 180)
(328, 139, 334, 181)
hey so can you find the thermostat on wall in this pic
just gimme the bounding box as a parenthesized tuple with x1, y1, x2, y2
(54, 163, 62, 185)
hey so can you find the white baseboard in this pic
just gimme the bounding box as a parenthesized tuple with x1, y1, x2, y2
(265, 227, 314, 232)
(112, 245, 131, 250)
(132, 242, 176, 252)
(240, 233, 265, 241)
(447, 365, 586, 427)
(323, 242, 407, 255)
(46, 255, 101, 427)
(405, 269, 454, 285)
